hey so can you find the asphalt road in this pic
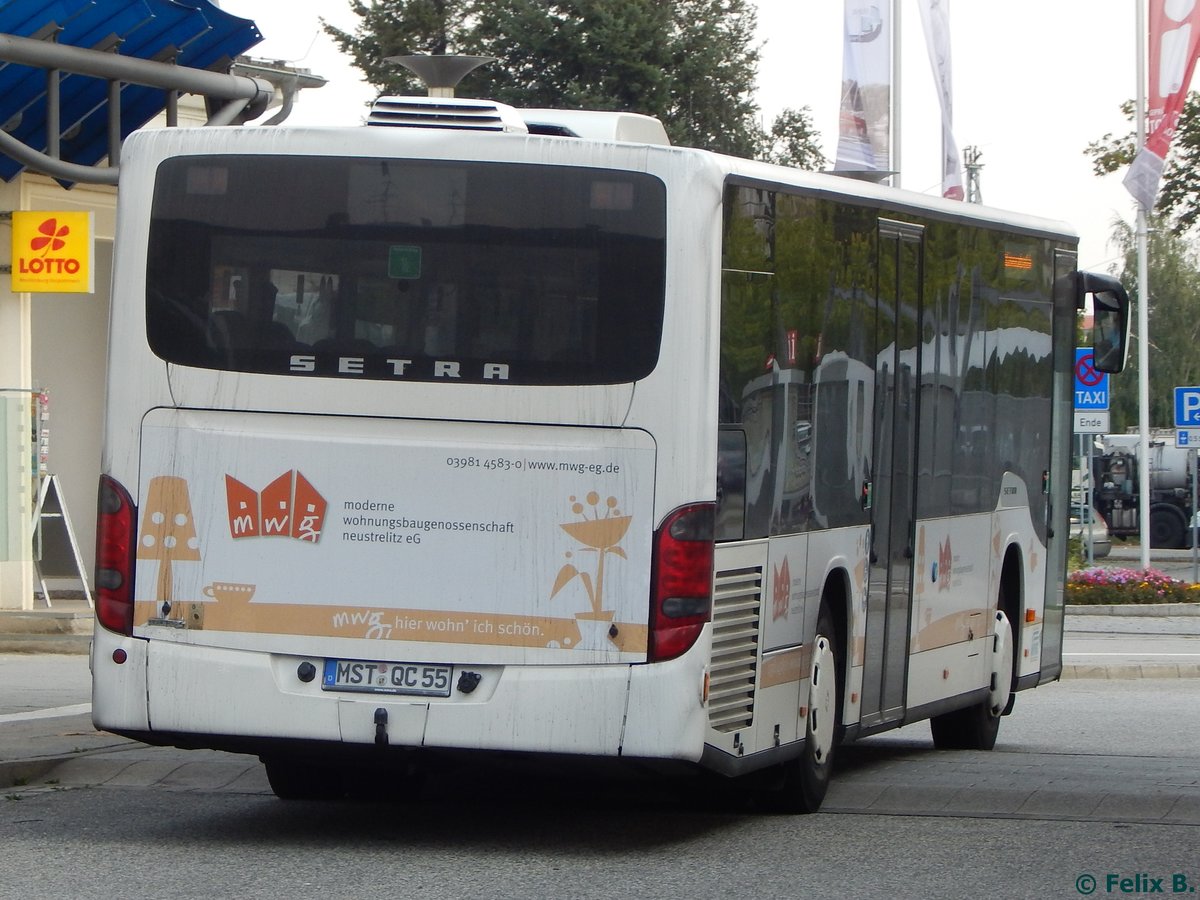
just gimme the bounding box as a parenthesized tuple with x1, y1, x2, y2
(0, 783, 1195, 900)
(2, 651, 1199, 899)
(1, 679, 1197, 900)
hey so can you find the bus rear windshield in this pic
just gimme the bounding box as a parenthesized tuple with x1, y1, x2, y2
(146, 155, 667, 385)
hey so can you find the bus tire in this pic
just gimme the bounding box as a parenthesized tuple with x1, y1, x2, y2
(263, 756, 345, 801)
(929, 608, 1014, 751)
(757, 604, 842, 813)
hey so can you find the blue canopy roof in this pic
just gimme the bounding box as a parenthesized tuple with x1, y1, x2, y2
(0, 0, 262, 181)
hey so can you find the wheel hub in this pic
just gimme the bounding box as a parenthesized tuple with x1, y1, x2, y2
(808, 635, 837, 762)
(989, 610, 1014, 716)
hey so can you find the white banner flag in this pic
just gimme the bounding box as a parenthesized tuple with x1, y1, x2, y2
(918, 0, 964, 200)
(835, 2, 892, 172)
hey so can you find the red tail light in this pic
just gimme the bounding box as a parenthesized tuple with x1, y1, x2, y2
(648, 503, 714, 662)
(95, 475, 136, 635)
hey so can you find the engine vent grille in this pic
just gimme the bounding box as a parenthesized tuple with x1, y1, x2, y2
(707, 565, 762, 733)
(367, 97, 528, 133)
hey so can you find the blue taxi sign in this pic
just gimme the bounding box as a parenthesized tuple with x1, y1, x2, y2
(1074, 349, 1109, 410)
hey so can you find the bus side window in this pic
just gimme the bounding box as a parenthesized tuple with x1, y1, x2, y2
(717, 427, 747, 541)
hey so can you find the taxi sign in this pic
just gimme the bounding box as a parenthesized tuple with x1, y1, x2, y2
(1074, 349, 1109, 410)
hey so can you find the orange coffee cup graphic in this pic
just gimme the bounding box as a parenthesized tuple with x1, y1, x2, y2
(202, 582, 256, 605)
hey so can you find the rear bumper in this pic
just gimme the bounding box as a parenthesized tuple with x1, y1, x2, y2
(91, 625, 711, 763)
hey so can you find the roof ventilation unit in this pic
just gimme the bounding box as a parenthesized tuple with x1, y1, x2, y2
(366, 96, 529, 133)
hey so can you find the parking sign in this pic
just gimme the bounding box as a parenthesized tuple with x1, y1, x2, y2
(1175, 386, 1200, 427)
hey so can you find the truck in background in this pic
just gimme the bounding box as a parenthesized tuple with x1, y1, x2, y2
(1091, 431, 1197, 549)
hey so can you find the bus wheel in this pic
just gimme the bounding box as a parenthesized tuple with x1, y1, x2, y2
(263, 756, 345, 801)
(757, 605, 841, 813)
(930, 608, 1013, 751)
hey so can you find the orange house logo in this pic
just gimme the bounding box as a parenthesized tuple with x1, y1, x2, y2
(225, 470, 327, 542)
(10, 211, 94, 293)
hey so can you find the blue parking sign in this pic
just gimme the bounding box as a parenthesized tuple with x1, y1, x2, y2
(1074, 349, 1109, 410)
(1174, 386, 1200, 427)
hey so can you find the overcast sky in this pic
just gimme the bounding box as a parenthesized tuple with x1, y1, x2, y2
(222, 0, 1147, 273)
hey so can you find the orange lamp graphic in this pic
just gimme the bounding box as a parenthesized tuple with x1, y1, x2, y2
(137, 476, 201, 616)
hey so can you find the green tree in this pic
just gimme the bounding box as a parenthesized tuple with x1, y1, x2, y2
(659, 0, 761, 156)
(1085, 93, 1200, 235)
(759, 106, 826, 170)
(325, 0, 469, 95)
(461, 0, 674, 116)
(1105, 218, 1200, 431)
(324, 0, 823, 163)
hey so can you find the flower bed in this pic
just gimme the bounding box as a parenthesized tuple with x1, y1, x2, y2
(1067, 567, 1200, 605)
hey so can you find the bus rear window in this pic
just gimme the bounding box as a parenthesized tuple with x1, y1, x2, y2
(146, 156, 666, 385)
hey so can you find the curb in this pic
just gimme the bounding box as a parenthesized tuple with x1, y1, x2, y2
(1066, 603, 1200, 616)
(0, 756, 77, 790)
(0, 602, 93, 654)
(1061, 663, 1200, 679)
(0, 634, 90, 654)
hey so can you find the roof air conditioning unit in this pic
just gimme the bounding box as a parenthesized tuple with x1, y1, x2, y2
(367, 96, 529, 133)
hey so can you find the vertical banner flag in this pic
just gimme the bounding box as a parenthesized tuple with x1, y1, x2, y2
(1124, 0, 1200, 210)
(835, 1, 892, 172)
(918, 0, 965, 200)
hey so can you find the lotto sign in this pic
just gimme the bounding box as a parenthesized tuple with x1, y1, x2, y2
(1074, 348, 1109, 410)
(10, 211, 94, 293)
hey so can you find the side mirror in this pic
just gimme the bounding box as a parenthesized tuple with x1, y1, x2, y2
(1078, 271, 1130, 374)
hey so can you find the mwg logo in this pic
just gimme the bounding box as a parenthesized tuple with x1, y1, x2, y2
(224, 470, 327, 543)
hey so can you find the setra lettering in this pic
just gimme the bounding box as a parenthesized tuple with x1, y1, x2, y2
(288, 354, 511, 381)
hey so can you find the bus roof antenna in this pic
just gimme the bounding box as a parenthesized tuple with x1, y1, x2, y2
(385, 54, 495, 98)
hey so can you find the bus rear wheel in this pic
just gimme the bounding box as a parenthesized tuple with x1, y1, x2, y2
(929, 608, 1013, 751)
(757, 605, 842, 813)
(263, 756, 346, 801)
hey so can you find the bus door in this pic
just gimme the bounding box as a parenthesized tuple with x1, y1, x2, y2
(1039, 249, 1080, 680)
(860, 220, 923, 729)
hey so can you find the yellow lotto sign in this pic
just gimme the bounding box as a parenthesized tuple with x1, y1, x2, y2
(10, 210, 94, 293)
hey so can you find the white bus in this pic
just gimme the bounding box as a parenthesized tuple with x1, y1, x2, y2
(92, 96, 1129, 811)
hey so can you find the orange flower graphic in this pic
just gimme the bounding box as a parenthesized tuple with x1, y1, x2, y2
(551, 492, 631, 619)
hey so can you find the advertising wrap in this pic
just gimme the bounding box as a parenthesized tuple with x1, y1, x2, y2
(132, 411, 656, 664)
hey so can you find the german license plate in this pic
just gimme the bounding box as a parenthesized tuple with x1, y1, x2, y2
(322, 659, 453, 697)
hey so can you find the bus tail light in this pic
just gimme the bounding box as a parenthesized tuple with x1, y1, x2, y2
(648, 503, 714, 662)
(95, 475, 136, 636)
